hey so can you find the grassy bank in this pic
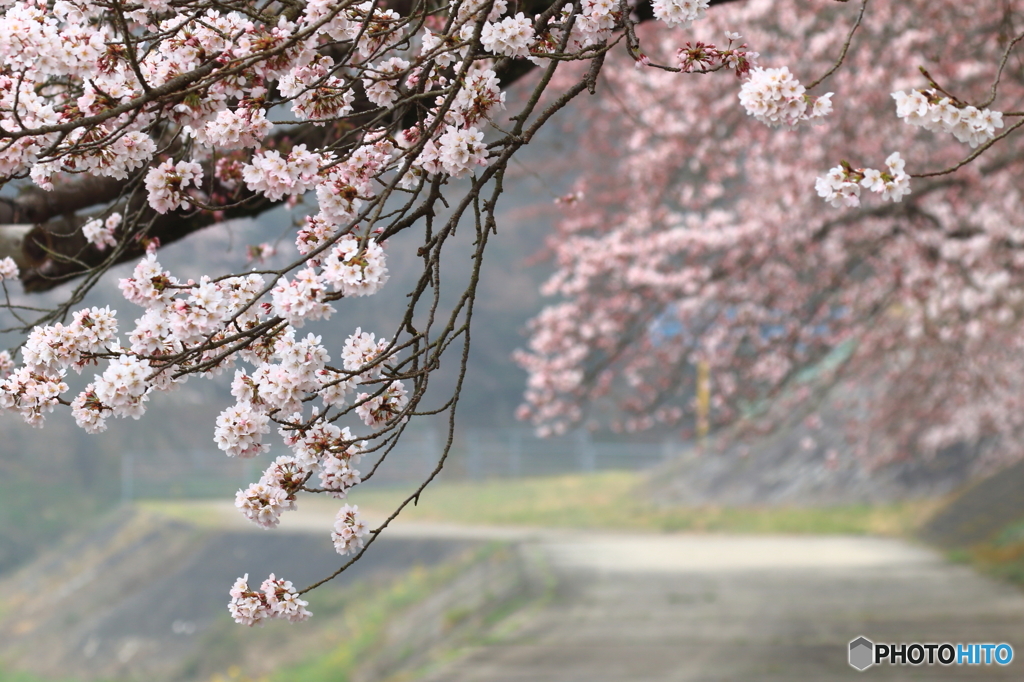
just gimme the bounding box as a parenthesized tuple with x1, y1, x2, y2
(270, 561, 453, 682)
(142, 471, 939, 537)
(0, 479, 113, 575)
(0, 674, 86, 682)
(914, 458, 1024, 590)
(190, 543, 524, 682)
(346, 471, 938, 537)
(948, 517, 1024, 588)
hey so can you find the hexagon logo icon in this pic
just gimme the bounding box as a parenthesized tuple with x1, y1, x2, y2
(849, 636, 874, 671)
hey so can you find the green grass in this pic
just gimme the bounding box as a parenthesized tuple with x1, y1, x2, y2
(268, 544, 511, 682)
(0, 671, 92, 682)
(136, 499, 233, 527)
(273, 570, 434, 682)
(952, 516, 1024, 588)
(0, 479, 113, 574)
(186, 547, 513, 682)
(139, 471, 937, 537)
(347, 471, 938, 537)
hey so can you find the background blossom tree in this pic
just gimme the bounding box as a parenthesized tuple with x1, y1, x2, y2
(516, 0, 1024, 469)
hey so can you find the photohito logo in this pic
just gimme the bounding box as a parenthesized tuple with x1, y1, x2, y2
(849, 637, 1013, 671)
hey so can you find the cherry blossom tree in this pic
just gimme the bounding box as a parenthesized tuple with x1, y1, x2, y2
(515, 0, 1024, 470)
(0, 0, 759, 625)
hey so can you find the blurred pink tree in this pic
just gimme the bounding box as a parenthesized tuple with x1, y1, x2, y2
(516, 0, 1024, 467)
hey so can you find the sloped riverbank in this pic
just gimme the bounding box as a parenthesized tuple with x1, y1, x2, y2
(0, 507, 535, 682)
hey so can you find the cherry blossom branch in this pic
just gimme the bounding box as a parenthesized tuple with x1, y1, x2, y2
(980, 29, 1024, 108)
(804, 0, 868, 91)
(913, 116, 1024, 178)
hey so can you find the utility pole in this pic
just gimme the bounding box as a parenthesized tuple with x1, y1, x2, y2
(696, 360, 710, 453)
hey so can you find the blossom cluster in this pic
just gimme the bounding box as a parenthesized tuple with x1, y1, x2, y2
(541, 0, 624, 55)
(82, 213, 121, 250)
(739, 66, 832, 128)
(332, 504, 369, 555)
(652, 0, 709, 29)
(815, 152, 911, 208)
(145, 160, 204, 214)
(228, 573, 311, 626)
(481, 13, 535, 59)
(0, 366, 69, 427)
(676, 32, 757, 77)
(241, 146, 321, 202)
(0, 258, 18, 282)
(892, 90, 1004, 148)
(232, 419, 366, 530)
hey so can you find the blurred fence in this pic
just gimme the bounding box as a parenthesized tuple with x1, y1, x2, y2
(120, 428, 687, 500)
(459, 428, 679, 479)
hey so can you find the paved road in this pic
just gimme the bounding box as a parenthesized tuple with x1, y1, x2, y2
(193, 501, 1024, 680)
(416, 533, 1024, 681)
